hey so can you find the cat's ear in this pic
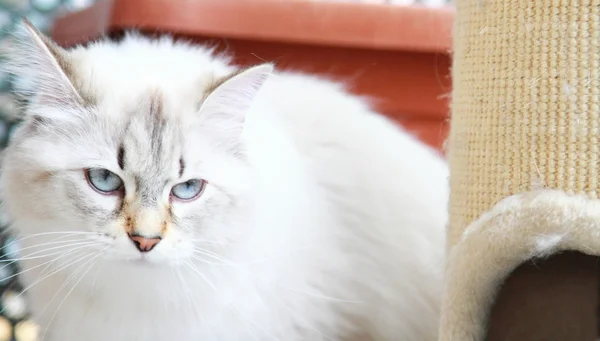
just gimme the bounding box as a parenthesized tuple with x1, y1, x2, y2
(7, 18, 86, 109)
(198, 64, 273, 146)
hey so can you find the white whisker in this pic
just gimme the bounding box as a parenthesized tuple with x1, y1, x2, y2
(90, 260, 108, 295)
(0, 231, 96, 256)
(190, 255, 230, 267)
(37, 251, 99, 318)
(190, 238, 228, 245)
(9, 231, 97, 243)
(9, 250, 95, 311)
(37, 245, 97, 278)
(0, 243, 97, 283)
(183, 261, 217, 292)
(41, 247, 108, 341)
(0, 241, 97, 272)
(174, 266, 203, 323)
(3, 239, 96, 260)
(192, 248, 235, 266)
(183, 261, 278, 340)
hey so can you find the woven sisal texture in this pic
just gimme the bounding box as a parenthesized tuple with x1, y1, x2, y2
(449, 0, 600, 247)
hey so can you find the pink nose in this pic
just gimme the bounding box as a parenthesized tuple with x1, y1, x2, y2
(128, 233, 162, 252)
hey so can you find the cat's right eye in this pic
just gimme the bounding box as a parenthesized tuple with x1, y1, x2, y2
(85, 168, 123, 194)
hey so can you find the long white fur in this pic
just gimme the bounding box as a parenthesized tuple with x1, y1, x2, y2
(1, 22, 449, 341)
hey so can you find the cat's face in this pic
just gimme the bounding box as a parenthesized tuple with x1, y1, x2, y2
(1, 21, 273, 266)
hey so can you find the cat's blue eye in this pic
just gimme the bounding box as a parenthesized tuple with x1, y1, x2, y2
(171, 179, 206, 201)
(86, 168, 123, 194)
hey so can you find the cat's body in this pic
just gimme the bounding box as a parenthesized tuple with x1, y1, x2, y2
(2, 23, 448, 341)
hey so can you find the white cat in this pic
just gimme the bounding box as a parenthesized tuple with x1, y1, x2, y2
(1, 20, 448, 341)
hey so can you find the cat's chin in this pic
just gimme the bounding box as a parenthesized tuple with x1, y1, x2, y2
(128, 257, 163, 267)
(105, 252, 174, 269)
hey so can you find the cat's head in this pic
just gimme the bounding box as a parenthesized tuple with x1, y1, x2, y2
(1, 20, 274, 266)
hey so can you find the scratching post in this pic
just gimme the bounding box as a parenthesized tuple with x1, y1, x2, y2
(443, 1, 600, 340)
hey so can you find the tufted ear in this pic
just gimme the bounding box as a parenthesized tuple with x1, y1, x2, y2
(197, 64, 273, 148)
(6, 18, 86, 112)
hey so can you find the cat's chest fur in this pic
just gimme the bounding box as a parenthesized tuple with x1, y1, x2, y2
(24, 255, 351, 341)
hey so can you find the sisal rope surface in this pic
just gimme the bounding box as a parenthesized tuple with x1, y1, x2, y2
(449, 0, 600, 248)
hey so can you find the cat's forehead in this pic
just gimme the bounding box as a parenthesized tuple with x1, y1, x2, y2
(117, 93, 182, 175)
(67, 34, 235, 112)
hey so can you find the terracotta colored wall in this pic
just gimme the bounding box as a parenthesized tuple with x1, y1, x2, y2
(51, 0, 454, 152)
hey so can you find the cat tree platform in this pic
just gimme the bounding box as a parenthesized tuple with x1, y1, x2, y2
(50, 0, 454, 151)
(444, 1, 600, 340)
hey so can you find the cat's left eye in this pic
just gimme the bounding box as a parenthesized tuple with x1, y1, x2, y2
(171, 179, 206, 201)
